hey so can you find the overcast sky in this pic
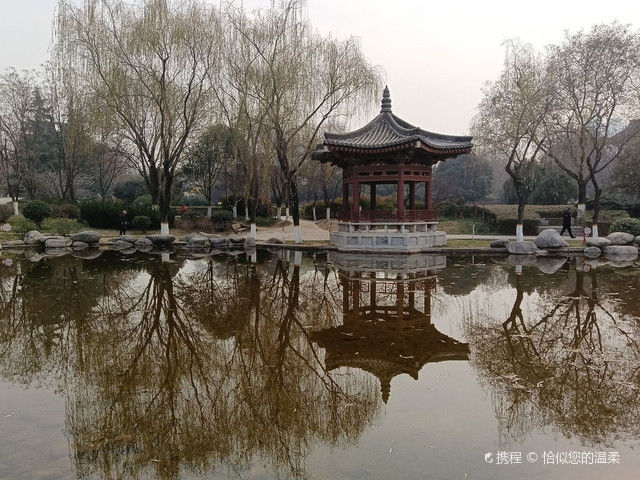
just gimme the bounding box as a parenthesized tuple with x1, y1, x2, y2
(1, 0, 639, 135)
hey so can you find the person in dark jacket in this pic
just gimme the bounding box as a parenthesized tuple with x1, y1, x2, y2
(119, 209, 128, 235)
(560, 207, 575, 238)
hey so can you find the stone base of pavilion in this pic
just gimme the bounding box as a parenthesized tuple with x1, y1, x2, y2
(329, 251, 446, 274)
(330, 220, 446, 253)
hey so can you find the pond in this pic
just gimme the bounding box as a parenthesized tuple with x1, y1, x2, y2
(1, 248, 640, 480)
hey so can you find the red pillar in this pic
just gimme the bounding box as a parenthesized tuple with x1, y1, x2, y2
(397, 167, 405, 222)
(370, 183, 376, 210)
(343, 181, 349, 217)
(426, 180, 433, 211)
(409, 182, 415, 210)
(352, 181, 360, 219)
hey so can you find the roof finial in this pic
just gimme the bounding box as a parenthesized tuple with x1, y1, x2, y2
(381, 85, 392, 113)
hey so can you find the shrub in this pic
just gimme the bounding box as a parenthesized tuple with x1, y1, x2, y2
(181, 208, 207, 219)
(23, 200, 51, 226)
(210, 209, 233, 232)
(132, 194, 153, 209)
(609, 218, 640, 237)
(41, 218, 83, 236)
(50, 204, 80, 219)
(0, 204, 14, 223)
(7, 215, 38, 235)
(210, 209, 233, 223)
(132, 215, 151, 232)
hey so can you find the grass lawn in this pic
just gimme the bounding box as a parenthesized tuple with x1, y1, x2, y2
(438, 218, 496, 235)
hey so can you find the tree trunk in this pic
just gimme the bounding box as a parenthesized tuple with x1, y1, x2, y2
(290, 178, 300, 226)
(577, 180, 587, 224)
(290, 178, 302, 243)
(158, 170, 173, 233)
(516, 184, 525, 242)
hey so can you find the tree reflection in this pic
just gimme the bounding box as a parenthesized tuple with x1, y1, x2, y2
(468, 264, 640, 445)
(0, 252, 379, 480)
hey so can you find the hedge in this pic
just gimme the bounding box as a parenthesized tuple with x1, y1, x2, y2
(609, 218, 640, 237)
(79, 200, 175, 229)
(495, 218, 541, 235)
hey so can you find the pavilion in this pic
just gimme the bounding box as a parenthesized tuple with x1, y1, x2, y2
(313, 86, 472, 252)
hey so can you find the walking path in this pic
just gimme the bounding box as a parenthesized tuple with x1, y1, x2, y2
(254, 218, 332, 242)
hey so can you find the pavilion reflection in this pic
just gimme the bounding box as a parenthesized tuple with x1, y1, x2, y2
(313, 253, 469, 403)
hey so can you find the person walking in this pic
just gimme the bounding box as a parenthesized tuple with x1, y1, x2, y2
(119, 209, 128, 235)
(560, 207, 575, 238)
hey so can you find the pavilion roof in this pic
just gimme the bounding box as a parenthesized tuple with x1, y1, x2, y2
(315, 86, 473, 158)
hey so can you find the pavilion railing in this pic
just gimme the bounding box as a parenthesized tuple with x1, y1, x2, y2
(339, 209, 437, 222)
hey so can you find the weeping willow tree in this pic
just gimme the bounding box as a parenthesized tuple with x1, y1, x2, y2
(53, 0, 223, 233)
(226, 0, 382, 242)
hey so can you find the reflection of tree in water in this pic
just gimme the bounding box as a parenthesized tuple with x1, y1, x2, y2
(0, 253, 379, 479)
(0, 254, 143, 385)
(467, 266, 640, 445)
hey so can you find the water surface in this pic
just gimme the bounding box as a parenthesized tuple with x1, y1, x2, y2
(1, 249, 639, 479)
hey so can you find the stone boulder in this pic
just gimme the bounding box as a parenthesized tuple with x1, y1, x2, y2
(72, 241, 89, 250)
(607, 232, 635, 245)
(490, 239, 508, 248)
(5, 240, 25, 247)
(228, 234, 245, 244)
(507, 255, 537, 267)
(506, 241, 538, 255)
(70, 230, 102, 244)
(586, 237, 611, 248)
(583, 246, 601, 258)
(71, 249, 102, 260)
(146, 234, 176, 245)
(117, 234, 138, 243)
(607, 258, 636, 268)
(24, 230, 44, 245)
(181, 233, 197, 243)
(635, 235, 640, 246)
(134, 238, 153, 247)
(534, 229, 568, 249)
(45, 237, 71, 249)
(113, 239, 133, 250)
(603, 245, 638, 259)
(43, 248, 67, 257)
(266, 237, 284, 245)
(209, 235, 230, 247)
(244, 237, 256, 249)
(536, 256, 567, 274)
(187, 234, 210, 246)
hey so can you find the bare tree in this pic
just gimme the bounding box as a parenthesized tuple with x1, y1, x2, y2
(55, 0, 222, 233)
(543, 23, 640, 236)
(0, 69, 39, 215)
(473, 41, 553, 241)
